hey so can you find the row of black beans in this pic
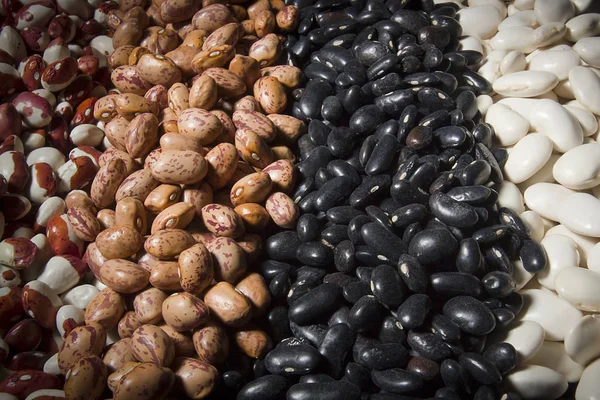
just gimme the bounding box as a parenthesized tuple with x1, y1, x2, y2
(211, 0, 550, 399)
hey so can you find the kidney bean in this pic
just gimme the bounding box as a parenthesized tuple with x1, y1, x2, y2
(0, 370, 61, 400)
(111, 362, 174, 400)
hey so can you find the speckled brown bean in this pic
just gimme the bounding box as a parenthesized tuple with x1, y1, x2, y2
(118, 311, 143, 339)
(96, 224, 143, 260)
(134, 287, 167, 324)
(167, 45, 200, 77)
(234, 96, 261, 112)
(112, 362, 174, 400)
(115, 197, 148, 235)
(144, 148, 163, 170)
(254, 10, 275, 38)
(192, 4, 234, 33)
(192, 319, 229, 364)
(191, 44, 235, 74)
(189, 74, 218, 110)
(159, 0, 198, 23)
(230, 172, 273, 207)
(168, 83, 189, 116)
(203, 67, 246, 99)
(141, 27, 179, 55)
(201, 204, 245, 238)
(115, 169, 160, 203)
(203, 282, 251, 327)
(235, 128, 274, 169)
(253, 76, 286, 114)
(159, 324, 194, 357)
(172, 357, 219, 399)
(104, 116, 129, 151)
(206, 236, 247, 284)
(162, 292, 209, 332)
(128, 46, 152, 66)
(112, 21, 144, 48)
(109, 45, 135, 68)
(201, 22, 242, 51)
(267, 113, 305, 144)
(261, 65, 302, 89)
(247, 0, 270, 19)
(177, 108, 223, 145)
(235, 272, 271, 318)
(178, 243, 214, 296)
(130, 324, 175, 366)
(111, 65, 153, 96)
(265, 191, 298, 229)
(64, 354, 107, 400)
(275, 5, 299, 32)
(262, 159, 295, 194)
(136, 53, 182, 87)
(145, 229, 196, 260)
(124, 113, 159, 158)
(85, 288, 125, 330)
(116, 93, 159, 120)
(145, 85, 169, 110)
(145, 184, 182, 213)
(235, 327, 272, 359)
(57, 322, 106, 374)
(99, 147, 140, 176)
(150, 260, 183, 291)
(97, 209, 116, 231)
(249, 33, 280, 67)
(232, 110, 276, 142)
(272, 146, 297, 161)
(234, 203, 270, 232)
(241, 19, 256, 35)
(97, 259, 149, 294)
(212, 109, 236, 144)
(104, 338, 136, 374)
(180, 182, 212, 218)
(150, 149, 207, 185)
(90, 158, 127, 209)
(204, 143, 238, 190)
(237, 233, 263, 263)
(151, 202, 195, 234)
(67, 206, 101, 242)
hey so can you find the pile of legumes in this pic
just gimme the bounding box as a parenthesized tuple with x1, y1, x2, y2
(0, 0, 599, 397)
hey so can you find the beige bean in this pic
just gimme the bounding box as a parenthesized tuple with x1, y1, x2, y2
(162, 292, 209, 331)
(235, 128, 274, 169)
(177, 107, 223, 145)
(150, 260, 183, 291)
(234, 203, 270, 232)
(99, 147, 140, 176)
(136, 53, 182, 87)
(265, 191, 298, 228)
(262, 159, 295, 194)
(133, 287, 168, 324)
(201, 203, 245, 238)
(178, 243, 214, 296)
(97, 259, 149, 294)
(128, 46, 152, 66)
(150, 149, 207, 185)
(104, 115, 129, 151)
(234, 95, 262, 112)
(118, 311, 143, 339)
(151, 202, 195, 233)
(229, 55, 261, 90)
(237, 232, 263, 263)
(96, 209, 116, 231)
(116, 93, 159, 120)
(67, 205, 102, 241)
(205, 143, 239, 190)
(253, 76, 286, 114)
(202, 22, 243, 51)
(124, 113, 159, 159)
(64, 354, 108, 400)
(110, 65, 152, 96)
(203, 67, 246, 98)
(167, 82, 190, 116)
(276, 5, 299, 32)
(103, 338, 136, 374)
(109, 45, 136, 69)
(115, 197, 148, 235)
(206, 236, 247, 284)
(145, 184, 182, 214)
(131, 324, 175, 366)
(267, 113, 305, 144)
(235, 272, 271, 318)
(235, 327, 272, 359)
(192, 319, 229, 365)
(255, 10, 275, 38)
(230, 171, 273, 206)
(159, 132, 204, 153)
(189, 74, 218, 110)
(84, 287, 126, 330)
(144, 228, 196, 259)
(191, 44, 235, 74)
(96, 224, 143, 260)
(166, 45, 200, 78)
(232, 109, 277, 142)
(58, 322, 106, 374)
(204, 281, 252, 327)
(159, 324, 195, 357)
(90, 158, 127, 209)
(172, 357, 219, 399)
(249, 33, 280, 67)
(111, 362, 174, 400)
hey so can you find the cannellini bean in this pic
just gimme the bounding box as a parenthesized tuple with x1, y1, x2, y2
(565, 13, 600, 41)
(506, 364, 568, 399)
(576, 355, 600, 399)
(493, 70, 559, 97)
(496, 181, 526, 214)
(503, 133, 553, 184)
(485, 103, 529, 145)
(528, 47, 581, 80)
(569, 66, 600, 115)
(573, 36, 600, 67)
(457, 5, 503, 39)
(556, 192, 600, 237)
(564, 315, 600, 366)
(553, 143, 600, 189)
(527, 341, 584, 382)
(489, 320, 545, 360)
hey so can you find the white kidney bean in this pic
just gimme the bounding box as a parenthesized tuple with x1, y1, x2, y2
(493, 70, 560, 97)
(556, 192, 600, 237)
(573, 36, 600, 67)
(537, 234, 580, 289)
(504, 133, 553, 183)
(524, 182, 576, 221)
(564, 315, 600, 366)
(534, 0, 575, 25)
(457, 5, 503, 39)
(485, 103, 529, 145)
(491, 26, 536, 52)
(554, 267, 600, 311)
(528, 47, 581, 80)
(496, 180, 526, 214)
(498, 9, 538, 30)
(565, 13, 600, 41)
(564, 104, 599, 136)
(588, 242, 600, 272)
(576, 357, 600, 399)
(569, 66, 600, 115)
(500, 50, 527, 75)
(490, 320, 545, 360)
(527, 341, 584, 383)
(519, 288, 583, 341)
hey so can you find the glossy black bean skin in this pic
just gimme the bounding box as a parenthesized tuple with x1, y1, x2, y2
(361, 222, 406, 263)
(519, 239, 547, 273)
(265, 339, 322, 376)
(390, 204, 427, 227)
(300, 79, 333, 119)
(322, 224, 349, 245)
(456, 238, 484, 276)
(482, 271, 516, 298)
(334, 240, 356, 273)
(267, 231, 303, 261)
(348, 215, 372, 244)
(459, 352, 501, 386)
(327, 206, 365, 224)
(308, 119, 331, 146)
(442, 296, 496, 336)
(396, 294, 431, 329)
(289, 283, 342, 325)
(296, 241, 334, 267)
(297, 214, 322, 242)
(328, 127, 357, 158)
(378, 316, 406, 344)
(344, 362, 373, 391)
(357, 342, 409, 370)
(236, 374, 288, 400)
(297, 146, 334, 179)
(430, 272, 484, 297)
(343, 280, 371, 304)
(397, 254, 428, 293)
(290, 323, 328, 348)
(349, 175, 391, 208)
(319, 323, 355, 378)
(365, 134, 398, 175)
(483, 342, 517, 376)
(408, 228, 458, 264)
(270, 272, 291, 300)
(348, 295, 383, 332)
(370, 265, 406, 308)
(407, 331, 452, 362)
(503, 292, 524, 315)
(371, 368, 424, 394)
(430, 314, 461, 343)
(287, 381, 361, 400)
(429, 193, 479, 228)
(350, 104, 387, 134)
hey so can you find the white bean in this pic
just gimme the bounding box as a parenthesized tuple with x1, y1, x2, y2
(564, 315, 600, 366)
(556, 192, 600, 237)
(565, 13, 600, 42)
(490, 320, 545, 360)
(569, 66, 600, 115)
(527, 341, 584, 382)
(553, 143, 600, 189)
(546, 224, 597, 265)
(534, 0, 575, 25)
(573, 36, 600, 67)
(505, 364, 568, 400)
(537, 234, 580, 289)
(504, 133, 553, 183)
(495, 181, 526, 214)
(524, 182, 575, 221)
(576, 357, 600, 399)
(457, 5, 503, 39)
(485, 103, 529, 145)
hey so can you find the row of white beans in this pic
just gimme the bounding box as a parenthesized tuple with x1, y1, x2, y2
(449, 0, 600, 398)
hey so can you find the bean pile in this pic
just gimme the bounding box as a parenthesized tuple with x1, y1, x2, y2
(453, 0, 600, 398)
(228, 0, 547, 399)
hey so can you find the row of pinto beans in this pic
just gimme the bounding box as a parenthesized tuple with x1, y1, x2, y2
(0, 0, 307, 398)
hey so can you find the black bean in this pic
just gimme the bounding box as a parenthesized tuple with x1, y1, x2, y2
(287, 381, 362, 400)
(236, 375, 288, 400)
(298, 374, 334, 384)
(270, 272, 291, 300)
(297, 214, 323, 242)
(308, 119, 332, 146)
(430, 272, 484, 297)
(371, 368, 424, 394)
(350, 104, 387, 135)
(430, 314, 461, 343)
(289, 283, 342, 325)
(349, 175, 392, 208)
(459, 352, 501, 386)
(269, 306, 292, 343)
(378, 315, 406, 344)
(407, 331, 452, 362)
(261, 260, 294, 281)
(343, 280, 371, 303)
(429, 193, 479, 228)
(361, 222, 406, 262)
(328, 127, 357, 158)
(314, 176, 356, 211)
(328, 306, 350, 326)
(296, 241, 334, 267)
(265, 339, 322, 376)
(348, 215, 372, 244)
(440, 359, 473, 393)
(322, 96, 345, 122)
(483, 342, 517, 376)
(300, 79, 333, 119)
(407, 357, 440, 382)
(267, 231, 303, 261)
(305, 62, 338, 83)
(503, 292, 524, 315)
(408, 228, 458, 264)
(344, 362, 373, 391)
(519, 239, 547, 273)
(457, 160, 491, 186)
(484, 245, 512, 274)
(493, 308, 515, 326)
(405, 125, 433, 150)
(297, 146, 334, 179)
(319, 323, 356, 377)
(322, 224, 349, 245)
(348, 295, 383, 332)
(365, 205, 393, 230)
(370, 264, 406, 308)
(396, 293, 431, 329)
(473, 385, 499, 400)
(290, 323, 328, 347)
(357, 342, 410, 370)
(397, 253, 428, 293)
(446, 185, 492, 204)
(482, 271, 516, 298)
(442, 296, 496, 336)
(455, 238, 484, 276)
